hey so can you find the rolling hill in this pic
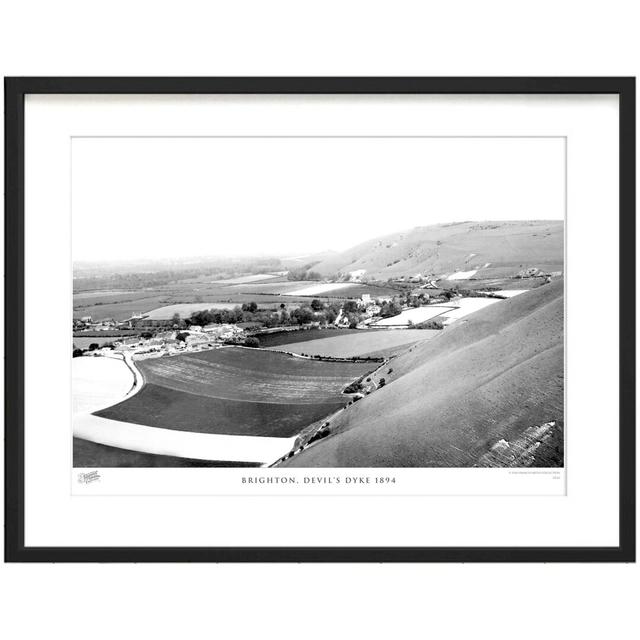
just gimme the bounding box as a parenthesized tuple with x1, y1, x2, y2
(280, 278, 564, 467)
(312, 220, 563, 280)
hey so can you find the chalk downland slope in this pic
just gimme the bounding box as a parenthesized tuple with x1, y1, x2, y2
(312, 220, 563, 279)
(281, 279, 564, 467)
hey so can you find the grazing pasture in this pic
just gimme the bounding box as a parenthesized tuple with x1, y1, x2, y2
(96, 347, 375, 438)
(269, 329, 438, 358)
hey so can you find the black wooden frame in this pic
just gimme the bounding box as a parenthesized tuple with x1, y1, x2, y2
(4, 77, 636, 562)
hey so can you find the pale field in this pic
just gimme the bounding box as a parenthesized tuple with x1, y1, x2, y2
(285, 282, 360, 296)
(267, 329, 438, 357)
(373, 305, 454, 326)
(72, 356, 134, 414)
(447, 269, 478, 280)
(373, 293, 529, 327)
(439, 297, 501, 324)
(144, 302, 238, 319)
(74, 413, 296, 464)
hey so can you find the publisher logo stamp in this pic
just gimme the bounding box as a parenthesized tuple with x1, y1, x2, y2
(77, 470, 101, 484)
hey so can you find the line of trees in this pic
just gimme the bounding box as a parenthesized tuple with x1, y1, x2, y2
(181, 298, 358, 330)
(286, 267, 322, 281)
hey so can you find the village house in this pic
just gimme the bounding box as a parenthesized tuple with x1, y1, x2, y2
(155, 330, 176, 341)
(185, 333, 211, 346)
(364, 303, 382, 317)
(202, 323, 243, 340)
(92, 319, 117, 331)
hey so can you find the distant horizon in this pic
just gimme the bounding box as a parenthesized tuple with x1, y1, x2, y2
(73, 218, 564, 269)
(72, 137, 565, 262)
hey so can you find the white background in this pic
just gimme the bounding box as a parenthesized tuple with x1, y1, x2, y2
(1, 2, 638, 640)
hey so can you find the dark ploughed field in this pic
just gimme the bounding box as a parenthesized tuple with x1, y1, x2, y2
(73, 437, 261, 468)
(252, 328, 362, 349)
(95, 347, 376, 438)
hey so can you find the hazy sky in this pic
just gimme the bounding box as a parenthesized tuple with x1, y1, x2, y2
(72, 136, 565, 262)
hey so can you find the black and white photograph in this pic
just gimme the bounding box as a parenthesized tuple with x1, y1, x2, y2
(72, 136, 565, 471)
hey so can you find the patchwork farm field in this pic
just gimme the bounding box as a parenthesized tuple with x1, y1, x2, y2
(95, 347, 375, 437)
(73, 277, 402, 322)
(268, 329, 439, 358)
(73, 288, 307, 321)
(73, 281, 327, 321)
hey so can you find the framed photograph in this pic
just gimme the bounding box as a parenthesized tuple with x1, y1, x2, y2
(5, 77, 635, 562)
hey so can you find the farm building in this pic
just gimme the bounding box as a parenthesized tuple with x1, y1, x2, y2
(203, 323, 243, 339)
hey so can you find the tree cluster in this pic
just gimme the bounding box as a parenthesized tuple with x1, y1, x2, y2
(286, 266, 322, 281)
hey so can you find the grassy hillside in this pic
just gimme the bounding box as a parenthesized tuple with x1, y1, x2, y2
(280, 279, 564, 467)
(312, 220, 563, 279)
